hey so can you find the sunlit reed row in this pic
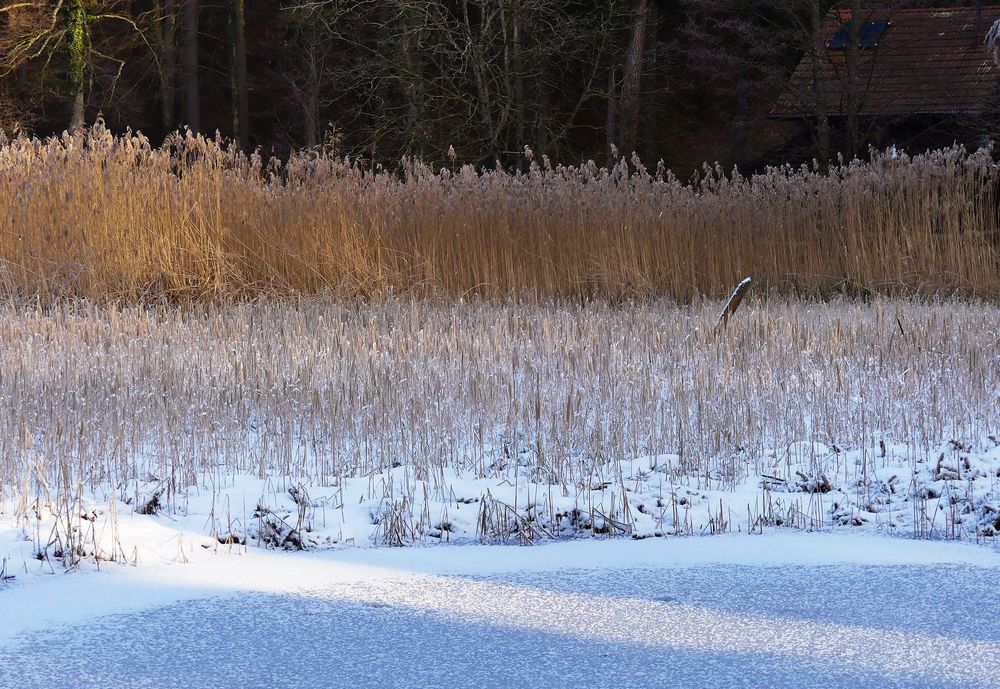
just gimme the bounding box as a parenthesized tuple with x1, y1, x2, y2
(0, 126, 996, 302)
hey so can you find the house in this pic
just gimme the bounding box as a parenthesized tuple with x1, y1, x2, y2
(771, 4, 1000, 154)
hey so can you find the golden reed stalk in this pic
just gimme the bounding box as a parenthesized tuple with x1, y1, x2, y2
(0, 125, 996, 303)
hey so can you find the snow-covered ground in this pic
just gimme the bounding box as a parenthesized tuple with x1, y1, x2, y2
(4, 436, 998, 575)
(1, 534, 998, 688)
(3, 436, 998, 687)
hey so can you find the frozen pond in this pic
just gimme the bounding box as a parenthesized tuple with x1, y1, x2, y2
(1, 561, 998, 689)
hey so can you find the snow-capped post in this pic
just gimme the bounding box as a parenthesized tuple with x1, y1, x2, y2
(717, 277, 752, 329)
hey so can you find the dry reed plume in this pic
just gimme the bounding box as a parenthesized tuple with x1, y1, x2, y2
(0, 124, 997, 303)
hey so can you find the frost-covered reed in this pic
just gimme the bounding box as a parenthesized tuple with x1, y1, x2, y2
(1, 298, 996, 515)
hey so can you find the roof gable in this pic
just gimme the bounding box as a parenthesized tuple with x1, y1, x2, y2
(773, 6, 1000, 119)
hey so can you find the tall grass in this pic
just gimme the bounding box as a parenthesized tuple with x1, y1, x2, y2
(0, 125, 996, 303)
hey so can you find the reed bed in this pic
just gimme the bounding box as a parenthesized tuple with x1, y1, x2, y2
(1, 297, 996, 527)
(0, 126, 997, 303)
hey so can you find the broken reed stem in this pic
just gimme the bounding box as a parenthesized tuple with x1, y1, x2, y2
(717, 277, 752, 329)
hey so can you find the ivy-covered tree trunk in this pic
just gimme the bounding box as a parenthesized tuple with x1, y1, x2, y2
(66, 0, 87, 130)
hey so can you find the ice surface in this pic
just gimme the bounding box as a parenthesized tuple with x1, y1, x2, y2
(1, 535, 998, 689)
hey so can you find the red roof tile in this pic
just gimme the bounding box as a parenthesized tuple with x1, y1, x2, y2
(772, 6, 1000, 118)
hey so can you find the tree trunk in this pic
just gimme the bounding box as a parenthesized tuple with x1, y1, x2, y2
(183, 0, 200, 132)
(620, 0, 650, 156)
(845, 0, 862, 156)
(401, 6, 423, 152)
(66, 0, 87, 130)
(534, 69, 549, 155)
(301, 37, 319, 148)
(639, 0, 659, 162)
(229, 0, 249, 149)
(731, 76, 749, 165)
(303, 99, 317, 148)
(810, 0, 830, 163)
(158, 0, 177, 132)
(373, 0, 395, 156)
(70, 85, 85, 131)
(511, 0, 526, 171)
(463, 0, 497, 162)
(606, 67, 617, 162)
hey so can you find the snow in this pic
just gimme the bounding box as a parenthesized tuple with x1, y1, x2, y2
(2, 436, 999, 687)
(8, 436, 997, 569)
(1, 534, 999, 688)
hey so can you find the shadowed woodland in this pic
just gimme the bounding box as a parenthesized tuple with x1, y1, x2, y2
(1, 0, 997, 172)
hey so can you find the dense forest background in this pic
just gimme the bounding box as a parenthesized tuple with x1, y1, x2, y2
(0, 1, 995, 173)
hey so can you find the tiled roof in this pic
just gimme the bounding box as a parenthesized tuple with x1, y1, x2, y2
(772, 6, 1000, 119)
